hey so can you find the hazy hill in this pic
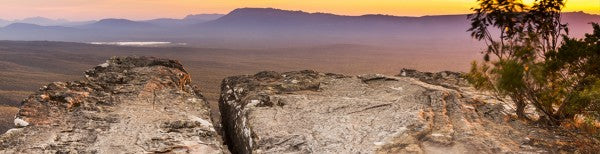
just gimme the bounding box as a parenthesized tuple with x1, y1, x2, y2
(0, 19, 12, 27)
(0, 17, 96, 27)
(144, 14, 224, 27)
(0, 23, 82, 41)
(183, 13, 224, 21)
(561, 11, 600, 37)
(19, 17, 69, 26)
(79, 18, 157, 30)
(2, 23, 73, 31)
(204, 8, 597, 39)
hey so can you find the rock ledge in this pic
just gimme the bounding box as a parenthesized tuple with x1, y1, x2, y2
(219, 70, 600, 153)
(0, 57, 226, 153)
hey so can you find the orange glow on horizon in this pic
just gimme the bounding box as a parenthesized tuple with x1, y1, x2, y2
(0, 0, 597, 20)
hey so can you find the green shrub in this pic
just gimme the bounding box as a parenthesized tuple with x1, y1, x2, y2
(467, 0, 600, 124)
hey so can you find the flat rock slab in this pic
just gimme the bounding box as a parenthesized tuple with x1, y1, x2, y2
(0, 57, 227, 153)
(219, 70, 600, 154)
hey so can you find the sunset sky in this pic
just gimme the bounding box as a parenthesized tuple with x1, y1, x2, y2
(0, 0, 598, 20)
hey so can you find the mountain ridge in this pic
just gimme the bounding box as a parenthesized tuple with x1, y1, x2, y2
(1, 9, 597, 28)
(79, 18, 157, 29)
(0, 8, 598, 48)
(144, 14, 224, 27)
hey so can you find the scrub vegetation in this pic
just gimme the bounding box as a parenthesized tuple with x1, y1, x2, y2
(466, 0, 600, 133)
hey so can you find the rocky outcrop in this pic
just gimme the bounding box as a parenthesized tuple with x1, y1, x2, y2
(398, 68, 469, 90)
(219, 70, 600, 153)
(0, 57, 226, 153)
(2, 57, 598, 153)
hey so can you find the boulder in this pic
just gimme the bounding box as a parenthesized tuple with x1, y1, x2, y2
(0, 57, 227, 153)
(219, 70, 600, 153)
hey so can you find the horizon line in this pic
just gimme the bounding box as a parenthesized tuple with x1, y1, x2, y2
(1, 7, 598, 22)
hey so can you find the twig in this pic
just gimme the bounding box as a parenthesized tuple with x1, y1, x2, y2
(153, 90, 157, 109)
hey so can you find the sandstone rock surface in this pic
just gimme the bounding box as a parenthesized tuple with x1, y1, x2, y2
(0, 57, 226, 153)
(219, 70, 600, 154)
(2, 56, 598, 154)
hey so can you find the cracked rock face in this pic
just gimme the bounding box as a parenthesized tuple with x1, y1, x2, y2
(219, 70, 600, 154)
(0, 57, 226, 153)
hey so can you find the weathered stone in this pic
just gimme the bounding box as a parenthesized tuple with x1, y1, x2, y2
(399, 68, 469, 90)
(219, 70, 600, 154)
(0, 56, 226, 153)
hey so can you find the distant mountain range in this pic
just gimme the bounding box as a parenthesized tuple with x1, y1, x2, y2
(0, 17, 95, 27)
(0, 8, 598, 48)
(144, 14, 224, 27)
(0, 14, 224, 27)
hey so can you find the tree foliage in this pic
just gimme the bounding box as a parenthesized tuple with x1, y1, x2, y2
(467, 0, 599, 124)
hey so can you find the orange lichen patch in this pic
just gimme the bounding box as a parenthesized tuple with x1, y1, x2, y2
(139, 79, 165, 98)
(69, 91, 90, 97)
(562, 115, 600, 135)
(178, 72, 192, 91)
(574, 115, 600, 134)
(504, 114, 516, 123)
(64, 90, 90, 109)
(561, 121, 574, 129)
(574, 115, 586, 126)
(39, 94, 50, 101)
